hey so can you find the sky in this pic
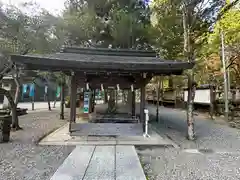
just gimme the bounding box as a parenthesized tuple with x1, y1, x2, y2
(1, 0, 66, 15)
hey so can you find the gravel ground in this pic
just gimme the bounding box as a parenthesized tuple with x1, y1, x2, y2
(137, 105, 240, 180)
(0, 109, 75, 180)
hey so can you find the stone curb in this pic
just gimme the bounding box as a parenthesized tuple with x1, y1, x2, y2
(149, 124, 180, 149)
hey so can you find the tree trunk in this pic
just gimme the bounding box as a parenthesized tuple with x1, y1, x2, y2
(44, 85, 51, 111)
(0, 87, 21, 130)
(186, 73, 196, 140)
(183, 4, 195, 140)
(13, 75, 20, 106)
(47, 93, 51, 111)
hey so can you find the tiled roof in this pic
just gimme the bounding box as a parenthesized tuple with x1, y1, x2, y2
(10, 47, 194, 75)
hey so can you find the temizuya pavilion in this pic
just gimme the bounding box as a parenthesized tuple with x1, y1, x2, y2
(10, 46, 194, 133)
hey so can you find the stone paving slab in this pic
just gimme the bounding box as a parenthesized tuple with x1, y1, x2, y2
(50, 146, 95, 180)
(50, 145, 146, 180)
(84, 146, 115, 180)
(116, 145, 146, 180)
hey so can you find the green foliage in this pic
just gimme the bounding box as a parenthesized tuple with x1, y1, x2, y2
(63, 7, 101, 46)
(1, 0, 238, 87)
(0, 3, 65, 56)
(150, 0, 235, 86)
(207, 4, 240, 84)
(0, 3, 67, 84)
(210, 9, 240, 50)
(150, 0, 184, 59)
(36, 71, 66, 88)
(63, 0, 153, 49)
(150, 0, 224, 59)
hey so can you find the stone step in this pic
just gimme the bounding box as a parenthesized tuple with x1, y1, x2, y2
(50, 145, 147, 180)
(93, 118, 139, 123)
(70, 123, 143, 137)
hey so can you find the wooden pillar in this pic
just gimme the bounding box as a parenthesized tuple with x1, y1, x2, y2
(69, 72, 77, 132)
(122, 89, 124, 103)
(73, 81, 77, 122)
(92, 89, 96, 112)
(104, 90, 108, 103)
(140, 80, 146, 131)
(115, 89, 118, 105)
(209, 84, 215, 119)
(160, 79, 164, 106)
(156, 80, 160, 122)
(60, 82, 65, 120)
(132, 90, 136, 117)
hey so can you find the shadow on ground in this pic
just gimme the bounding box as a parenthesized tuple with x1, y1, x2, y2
(137, 104, 240, 180)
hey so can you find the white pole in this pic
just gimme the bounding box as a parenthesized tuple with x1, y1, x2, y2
(221, 29, 229, 120)
(86, 83, 89, 90)
(143, 109, 150, 138)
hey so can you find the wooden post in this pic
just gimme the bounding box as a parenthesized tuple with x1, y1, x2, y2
(132, 90, 136, 118)
(115, 89, 118, 106)
(69, 72, 77, 132)
(31, 95, 34, 111)
(73, 81, 77, 122)
(140, 74, 146, 131)
(209, 84, 215, 119)
(174, 88, 177, 108)
(60, 82, 65, 120)
(156, 80, 160, 122)
(104, 90, 108, 103)
(160, 78, 164, 106)
(140, 85, 144, 125)
(92, 89, 96, 112)
(122, 89, 125, 103)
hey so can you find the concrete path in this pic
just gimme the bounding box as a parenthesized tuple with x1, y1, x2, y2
(39, 123, 175, 147)
(50, 145, 146, 180)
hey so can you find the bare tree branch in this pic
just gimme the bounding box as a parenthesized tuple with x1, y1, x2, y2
(216, 0, 240, 21)
(226, 55, 239, 69)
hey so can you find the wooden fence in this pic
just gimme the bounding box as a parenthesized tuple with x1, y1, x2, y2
(146, 84, 240, 119)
